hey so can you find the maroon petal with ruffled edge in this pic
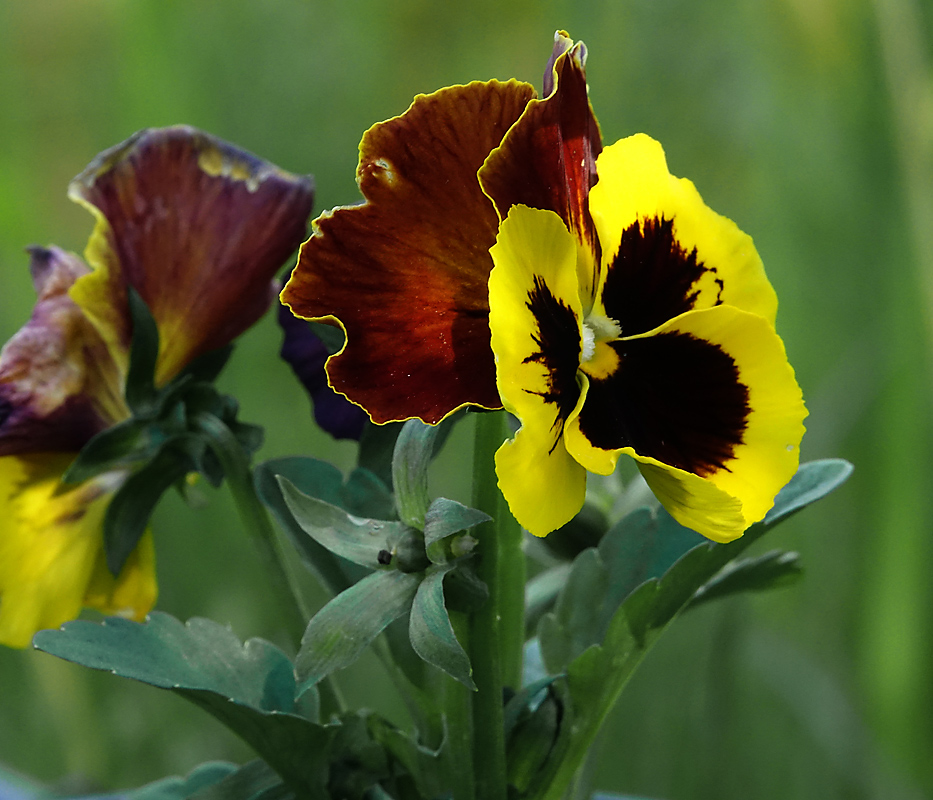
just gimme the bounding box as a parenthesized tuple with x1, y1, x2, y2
(480, 33, 602, 284)
(0, 247, 125, 457)
(68, 127, 315, 384)
(282, 80, 536, 424)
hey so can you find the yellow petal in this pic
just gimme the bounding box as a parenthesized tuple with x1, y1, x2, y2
(495, 426, 587, 538)
(630, 456, 746, 542)
(589, 134, 778, 329)
(0, 454, 156, 648)
(564, 305, 806, 541)
(488, 205, 590, 535)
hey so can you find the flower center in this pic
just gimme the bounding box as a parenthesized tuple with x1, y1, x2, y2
(580, 313, 622, 380)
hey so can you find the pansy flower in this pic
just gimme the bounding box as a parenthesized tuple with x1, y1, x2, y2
(0, 127, 314, 647)
(283, 33, 806, 541)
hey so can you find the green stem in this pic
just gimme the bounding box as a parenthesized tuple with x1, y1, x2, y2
(469, 410, 525, 800)
(443, 612, 477, 800)
(192, 412, 345, 717)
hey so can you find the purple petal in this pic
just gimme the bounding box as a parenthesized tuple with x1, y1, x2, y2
(277, 303, 367, 441)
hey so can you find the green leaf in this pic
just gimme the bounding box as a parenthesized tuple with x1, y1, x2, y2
(33, 613, 330, 795)
(592, 794, 667, 800)
(0, 765, 56, 799)
(530, 460, 854, 800)
(124, 288, 161, 415)
(524, 564, 572, 637)
(535, 505, 704, 674)
(540, 502, 610, 561)
(131, 762, 239, 800)
(188, 760, 288, 800)
(502, 675, 559, 737)
(409, 565, 475, 689)
(597, 506, 705, 622)
(688, 549, 803, 609)
(341, 467, 397, 520)
(278, 477, 407, 570)
(367, 716, 444, 800)
(296, 569, 422, 695)
(392, 420, 440, 528)
(357, 422, 403, 490)
(538, 549, 609, 674)
(765, 458, 854, 524)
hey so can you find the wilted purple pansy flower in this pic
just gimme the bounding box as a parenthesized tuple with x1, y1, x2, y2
(0, 127, 314, 648)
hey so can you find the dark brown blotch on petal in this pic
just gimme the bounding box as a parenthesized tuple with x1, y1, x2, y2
(522, 276, 582, 447)
(577, 332, 749, 476)
(601, 215, 723, 337)
(283, 81, 536, 424)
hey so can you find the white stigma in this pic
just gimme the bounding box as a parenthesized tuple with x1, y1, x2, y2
(581, 323, 596, 363)
(580, 313, 622, 364)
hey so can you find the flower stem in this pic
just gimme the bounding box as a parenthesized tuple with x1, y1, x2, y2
(192, 412, 345, 717)
(469, 410, 525, 800)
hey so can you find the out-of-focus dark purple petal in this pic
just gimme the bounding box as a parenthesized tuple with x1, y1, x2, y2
(277, 304, 366, 441)
(0, 247, 125, 457)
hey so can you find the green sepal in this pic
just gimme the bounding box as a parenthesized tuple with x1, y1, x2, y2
(178, 343, 234, 384)
(124, 287, 161, 415)
(688, 549, 803, 609)
(62, 417, 159, 484)
(409, 564, 475, 689)
(277, 476, 408, 570)
(392, 420, 440, 528)
(32, 613, 330, 796)
(295, 569, 422, 696)
(423, 497, 489, 563)
(103, 437, 196, 575)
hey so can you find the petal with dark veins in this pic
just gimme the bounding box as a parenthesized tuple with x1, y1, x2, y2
(68, 126, 315, 384)
(282, 81, 535, 424)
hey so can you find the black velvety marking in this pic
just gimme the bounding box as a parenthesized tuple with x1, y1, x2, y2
(578, 333, 749, 475)
(602, 216, 722, 337)
(0, 397, 11, 429)
(522, 276, 581, 445)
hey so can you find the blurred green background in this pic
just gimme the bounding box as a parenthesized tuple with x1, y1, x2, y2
(1, 0, 932, 798)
